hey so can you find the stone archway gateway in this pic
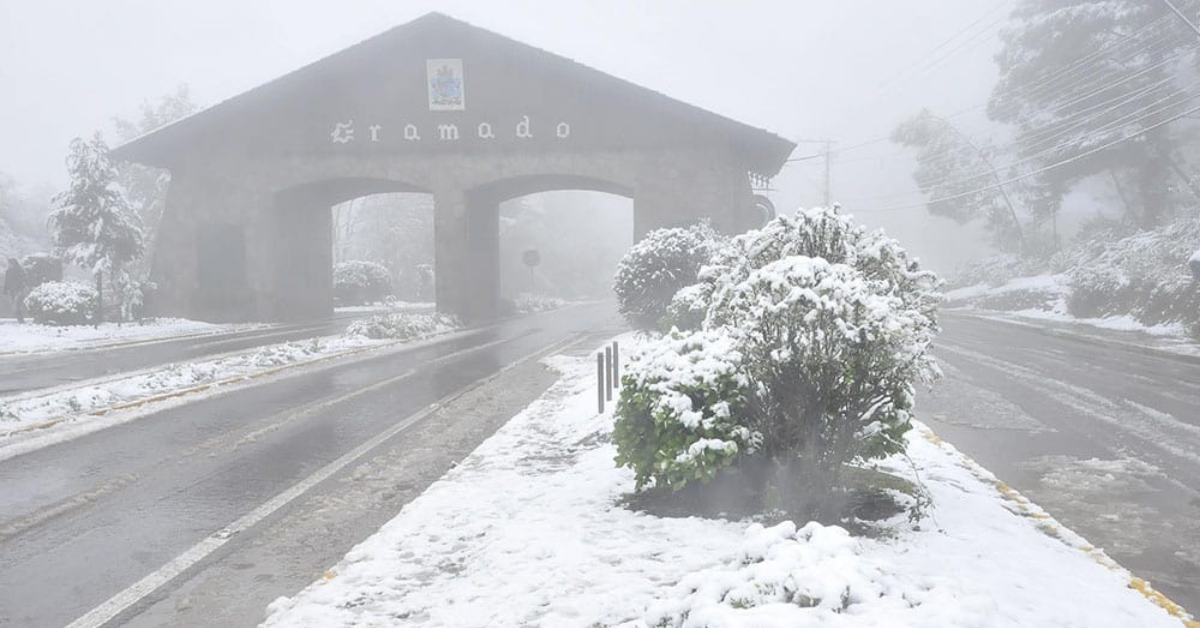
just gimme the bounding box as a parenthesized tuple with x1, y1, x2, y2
(113, 13, 795, 323)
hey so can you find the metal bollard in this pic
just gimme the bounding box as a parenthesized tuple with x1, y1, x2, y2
(612, 341, 620, 388)
(597, 352, 605, 414)
(604, 346, 613, 401)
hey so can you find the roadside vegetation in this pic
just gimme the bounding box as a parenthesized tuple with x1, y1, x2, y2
(612, 207, 942, 526)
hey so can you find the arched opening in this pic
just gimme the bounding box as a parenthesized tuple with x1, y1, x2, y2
(456, 174, 634, 321)
(267, 178, 431, 321)
(498, 191, 633, 308)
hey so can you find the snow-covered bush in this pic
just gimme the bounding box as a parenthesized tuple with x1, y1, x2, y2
(345, 312, 460, 340)
(613, 223, 722, 331)
(645, 521, 958, 627)
(1063, 217, 1200, 332)
(512, 293, 565, 314)
(24, 281, 97, 326)
(719, 255, 939, 515)
(613, 330, 756, 490)
(333, 260, 393, 306)
(616, 208, 941, 517)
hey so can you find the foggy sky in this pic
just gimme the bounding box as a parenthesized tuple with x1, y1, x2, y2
(0, 0, 1005, 270)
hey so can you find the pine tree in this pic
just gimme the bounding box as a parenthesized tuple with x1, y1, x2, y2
(989, 0, 1194, 227)
(50, 134, 144, 323)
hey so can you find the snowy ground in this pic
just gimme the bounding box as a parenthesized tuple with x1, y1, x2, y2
(946, 274, 1198, 351)
(259, 341, 1192, 628)
(0, 317, 259, 355)
(0, 313, 462, 455)
(333, 301, 434, 314)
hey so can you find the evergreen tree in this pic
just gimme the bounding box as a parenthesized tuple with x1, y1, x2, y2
(892, 109, 1026, 251)
(50, 134, 144, 323)
(989, 0, 1195, 227)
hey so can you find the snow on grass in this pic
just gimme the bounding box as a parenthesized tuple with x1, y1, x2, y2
(259, 342, 1188, 628)
(943, 273, 1069, 303)
(0, 317, 257, 354)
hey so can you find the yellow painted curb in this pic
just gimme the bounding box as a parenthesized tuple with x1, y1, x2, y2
(917, 425, 1197, 627)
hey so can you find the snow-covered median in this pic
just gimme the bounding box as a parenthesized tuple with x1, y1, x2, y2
(0, 317, 257, 354)
(259, 343, 1190, 628)
(0, 313, 461, 444)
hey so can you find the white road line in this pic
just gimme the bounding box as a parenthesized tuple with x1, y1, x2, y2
(63, 330, 586, 628)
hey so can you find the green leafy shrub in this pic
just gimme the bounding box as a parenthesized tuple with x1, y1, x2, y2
(613, 330, 756, 490)
(24, 281, 97, 326)
(612, 224, 722, 331)
(613, 207, 942, 518)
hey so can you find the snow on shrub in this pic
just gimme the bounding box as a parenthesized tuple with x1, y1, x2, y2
(345, 312, 460, 340)
(24, 281, 97, 326)
(613, 223, 723, 331)
(614, 329, 757, 490)
(699, 207, 941, 332)
(716, 255, 938, 514)
(513, 293, 565, 314)
(645, 521, 963, 628)
(616, 208, 942, 516)
(1063, 217, 1200, 332)
(333, 260, 393, 306)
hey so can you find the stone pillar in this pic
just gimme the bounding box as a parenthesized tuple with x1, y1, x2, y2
(147, 176, 199, 319)
(434, 188, 500, 323)
(264, 197, 333, 321)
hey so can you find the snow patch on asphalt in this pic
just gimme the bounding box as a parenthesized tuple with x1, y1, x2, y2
(259, 345, 1185, 628)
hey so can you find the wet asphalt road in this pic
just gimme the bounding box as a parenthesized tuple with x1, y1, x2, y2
(922, 311, 1200, 615)
(0, 311, 417, 398)
(0, 302, 617, 628)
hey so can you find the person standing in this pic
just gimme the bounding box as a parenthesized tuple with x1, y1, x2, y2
(4, 258, 28, 323)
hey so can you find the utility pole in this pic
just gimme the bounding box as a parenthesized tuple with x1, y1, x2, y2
(823, 140, 834, 207)
(790, 139, 836, 207)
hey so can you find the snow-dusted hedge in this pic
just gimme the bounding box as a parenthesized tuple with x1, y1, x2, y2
(614, 330, 756, 491)
(613, 223, 723, 331)
(512, 293, 565, 314)
(333, 260, 393, 306)
(1064, 218, 1200, 332)
(24, 281, 97, 326)
(645, 521, 949, 627)
(614, 208, 941, 514)
(345, 312, 460, 340)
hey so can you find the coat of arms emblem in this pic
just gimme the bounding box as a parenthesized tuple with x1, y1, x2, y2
(427, 59, 465, 111)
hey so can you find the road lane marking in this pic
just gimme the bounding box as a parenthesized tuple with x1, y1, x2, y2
(63, 330, 587, 628)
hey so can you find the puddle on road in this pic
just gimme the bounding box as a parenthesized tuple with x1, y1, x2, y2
(1018, 454, 1200, 606)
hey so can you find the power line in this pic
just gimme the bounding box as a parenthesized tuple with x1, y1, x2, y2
(849, 100, 1200, 213)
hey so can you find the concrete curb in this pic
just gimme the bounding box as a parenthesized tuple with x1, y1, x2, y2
(917, 424, 1198, 627)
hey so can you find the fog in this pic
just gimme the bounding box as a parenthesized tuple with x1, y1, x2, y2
(3, 3, 1200, 624)
(1, 0, 1005, 272)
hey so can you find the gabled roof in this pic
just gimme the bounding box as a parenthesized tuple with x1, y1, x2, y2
(112, 12, 795, 176)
